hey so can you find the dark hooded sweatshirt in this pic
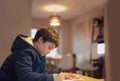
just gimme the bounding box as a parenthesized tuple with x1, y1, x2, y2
(0, 35, 59, 81)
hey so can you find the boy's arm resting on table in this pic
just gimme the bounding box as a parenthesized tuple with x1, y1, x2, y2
(13, 50, 53, 81)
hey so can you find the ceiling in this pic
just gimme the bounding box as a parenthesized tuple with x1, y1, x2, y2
(32, 0, 108, 20)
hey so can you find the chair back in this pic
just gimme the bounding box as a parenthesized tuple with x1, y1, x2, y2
(76, 54, 98, 71)
(57, 53, 74, 71)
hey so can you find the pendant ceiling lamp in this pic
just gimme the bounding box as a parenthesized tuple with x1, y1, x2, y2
(49, 15, 61, 27)
(43, 5, 66, 27)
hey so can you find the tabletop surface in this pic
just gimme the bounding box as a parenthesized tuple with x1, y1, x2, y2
(61, 72, 103, 81)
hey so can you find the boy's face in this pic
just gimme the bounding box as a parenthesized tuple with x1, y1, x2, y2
(36, 37, 56, 56)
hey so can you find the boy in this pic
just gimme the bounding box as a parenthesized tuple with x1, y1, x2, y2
(0, 28, 63, 81)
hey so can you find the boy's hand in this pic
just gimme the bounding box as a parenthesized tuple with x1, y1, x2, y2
(53, 73, 64, 81)
(64, 74, 80, 80)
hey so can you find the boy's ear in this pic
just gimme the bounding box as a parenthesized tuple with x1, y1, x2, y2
(38, 37, 44, 44)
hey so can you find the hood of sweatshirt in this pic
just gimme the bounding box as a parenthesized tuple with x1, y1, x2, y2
(11, 34, 34, 52)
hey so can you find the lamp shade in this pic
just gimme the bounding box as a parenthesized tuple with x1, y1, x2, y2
(49, 15, 61, 26)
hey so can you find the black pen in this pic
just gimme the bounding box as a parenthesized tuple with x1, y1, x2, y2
(56, 68, 62, 81)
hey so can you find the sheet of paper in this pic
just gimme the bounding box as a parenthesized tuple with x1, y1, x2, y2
(63, 78, 84, 81)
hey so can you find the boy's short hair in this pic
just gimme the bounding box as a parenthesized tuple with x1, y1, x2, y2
(33, 28, 59, 47)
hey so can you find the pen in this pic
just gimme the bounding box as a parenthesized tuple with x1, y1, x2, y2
(56, 68, 63, 81)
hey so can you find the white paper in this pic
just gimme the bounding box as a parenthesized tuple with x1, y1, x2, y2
(63, 78, 84, 81)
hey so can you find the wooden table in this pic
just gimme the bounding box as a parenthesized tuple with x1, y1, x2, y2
(78, 75, 103, 81)
(61, 72, 103, 81)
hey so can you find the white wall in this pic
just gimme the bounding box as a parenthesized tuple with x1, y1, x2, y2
(71, 9, 104, 59)
(0, 0, 32, 65)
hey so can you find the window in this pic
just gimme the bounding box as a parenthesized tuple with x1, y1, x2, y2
(97, 43, 105, 54)
(46, 48, 58, 58)
(31, 28, 37, 39)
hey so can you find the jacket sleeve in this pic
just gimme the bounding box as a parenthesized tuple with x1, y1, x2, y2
(13, 49, 54, 81)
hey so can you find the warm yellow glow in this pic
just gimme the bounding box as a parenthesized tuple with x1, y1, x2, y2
(43, 5, 66, 12)
(50, 22, 61, 26)
(49, 15, 61, 26)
